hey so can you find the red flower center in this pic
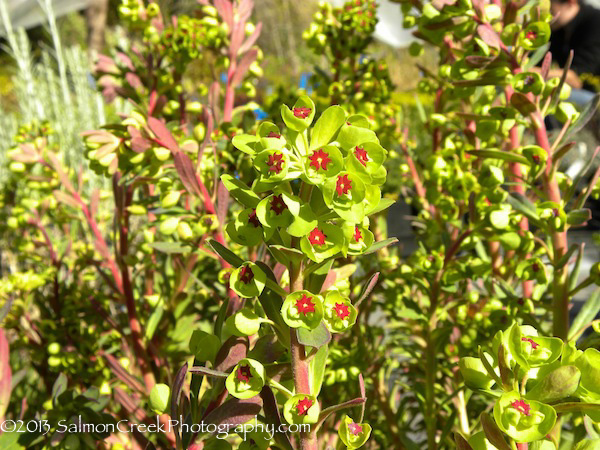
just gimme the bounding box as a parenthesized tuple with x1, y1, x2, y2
(267, 152, 285, 174)
(510, 399, 531, 416)
(270, 194, 288, 216)
(353, 226, 362, 242)
(354, 146, 369, 166)
(348, 421, 363, 436)
(293, 107, 312, 119)
(296, 294, 316, 315)
(532, 262, 540, 272)
(309, 149, 332, 171)
(236, 364, 252, 382)
(532, 154, 540, 164)
(239, 265, 254, 284)
(267, 131, 281, 138)
(336, 174, 353, 196)
(296, 397, 313, 415)
(334, 302, 350, 319)
(526, 30, 537, 40)
(521, 337, 539, 349)
(248, 209, 260, 228)
(308, 227, 327, 246)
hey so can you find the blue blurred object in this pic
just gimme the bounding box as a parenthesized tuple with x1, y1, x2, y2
(220, 72, 228, 83)
(568, 88, 596, 107)
(253, 109, 268, 120)
(299, 72, 313, 94)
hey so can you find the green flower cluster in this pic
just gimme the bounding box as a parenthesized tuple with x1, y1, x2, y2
(460, 323, 600, 445)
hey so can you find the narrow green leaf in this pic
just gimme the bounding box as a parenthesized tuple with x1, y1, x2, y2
(467, 149, 529, 165)
(480, 412, 511, 450)
(363, 238, 398, 255)
(569, 288, 600, 340)
(145, 306, 164, 340)
(207, 239, 244, 267)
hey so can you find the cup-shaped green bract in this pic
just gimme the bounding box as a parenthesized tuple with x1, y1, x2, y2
(512, 72, 544, 96)
(519, 22, 551, 50)
(522, 145, 547, 177)
(254, 149, 292, 184)
(516, 258, 548, 285)
(459, 356, 495, 390)
(575, 348, 600, 402)
(189, 330, 220, 362)
(300, 222, 345, 263)
(226, 358, 266, 400)
(336, 117, 379, 152)
(525, 365, 581, 404)
(149, 383, 171, 414)
(257, 122, 286, 150)
(345, 141, 387, 186)
(281, 96, 316, 132)
(538, 202, 567, 232)
(256, 192, 294, 229)
(230, 262, 266, 298)
(344, 222, 374, 255)
(338, 415, 372, 449)
(304, 145, 344, 185)
(323, 291, 357, 333)
(283, 394, 320, 425)
(224, 308, 263, 337)
(281, 290, 324, 330)
(227, 208, 268, 247)
(508, 324, 562, 369)
(574, 439, 600, 450)
(493, 391, 556, 443)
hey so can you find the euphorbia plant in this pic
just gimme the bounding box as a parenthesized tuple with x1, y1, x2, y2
(173, 95, 395, 449)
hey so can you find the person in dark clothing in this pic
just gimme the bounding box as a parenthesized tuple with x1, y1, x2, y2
(546, 0, 600, 94)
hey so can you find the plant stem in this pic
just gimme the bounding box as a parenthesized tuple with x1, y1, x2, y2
(288, 257, 318, 450)
(425, 275, 441, 450)
(533, 114, 570, 339)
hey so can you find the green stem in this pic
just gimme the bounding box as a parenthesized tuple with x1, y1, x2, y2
(425, 276, 441, 450)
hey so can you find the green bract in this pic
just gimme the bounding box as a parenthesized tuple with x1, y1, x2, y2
(338, 415, 372, 449)
(508, 324, 562, 369)
(281, 290, 324, 330)
(493, 391, 556, 443)
(225, 358, 265, 399)
(300, 222, 345, 263)
(229, 262, 266, 298)
(575, 348, 600, 402)
(281, 96, 316, 132)
(323, 291, 357, 333)
(283, 394, 320, 425)
(224, 308, 264, 337)
(459, 356, 494, 390)
(149, 383, 170, 414)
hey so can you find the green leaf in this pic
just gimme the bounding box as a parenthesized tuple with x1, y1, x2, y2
(297, 322, 331, 348)
(364, 238, 398, 255)
(567, 209, 592, 226)
(510, 92, 536, 116)
(150, 242, 190, 254)
(336, 122, 379, 151)
(221, 174, 261, 208)
(310, 105, 346, 150)
(287, 204, 318, 237)
(570, 289, 600, 340)
(526, 365, 581, 403)
(232, 134, 260, 155)
(480, 412, 511, 450)
(565, 93, 600, 141)
(553, 402, 600, 414)
(507, 192, 539, 221)
(207, 239, 244, 267)
(367, 197, 395, 216)
(310, 345, 328, 396)
(145, 306, 164, 340)
(467, 149, 529, 165)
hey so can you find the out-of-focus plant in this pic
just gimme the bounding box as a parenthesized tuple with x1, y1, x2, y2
(0, 0, 264, 448)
